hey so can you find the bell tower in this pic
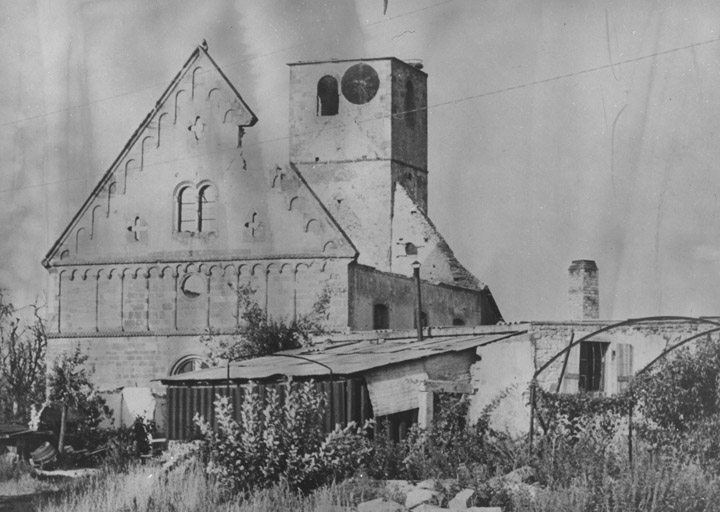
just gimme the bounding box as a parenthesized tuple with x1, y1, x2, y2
(288, 58, 428, 270)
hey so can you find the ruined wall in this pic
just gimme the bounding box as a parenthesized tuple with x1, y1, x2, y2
(468, 320, 720, 434)
(348, 264, 484, 330)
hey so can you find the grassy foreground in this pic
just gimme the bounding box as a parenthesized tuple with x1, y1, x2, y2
(1, 449, 711, 512)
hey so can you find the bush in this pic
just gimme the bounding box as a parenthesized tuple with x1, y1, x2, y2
(195, 380, 371, 494)
(631, 336, 720, 472)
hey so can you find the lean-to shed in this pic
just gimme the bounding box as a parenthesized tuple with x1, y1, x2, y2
(160, 328, 523, 440)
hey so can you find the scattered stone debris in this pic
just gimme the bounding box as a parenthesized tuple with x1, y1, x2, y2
(354, 477, 516, 511)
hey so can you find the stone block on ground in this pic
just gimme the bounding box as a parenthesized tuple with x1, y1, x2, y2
(449, 488, 475, 509)
(357, 497, 407, 512)
(417, 478, 437, 490)
(405, 488, 440, 509)
(385, 479, 415, 497)
(504, 465, 536, 484)
(411, 504, 446, 512)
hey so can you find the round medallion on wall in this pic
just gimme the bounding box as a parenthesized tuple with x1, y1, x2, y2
(180, 273, 205, 299)
(341, 63, 380, 105)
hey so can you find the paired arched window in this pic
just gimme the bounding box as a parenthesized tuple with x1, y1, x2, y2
(176, 182, 217, 233)
(317, 75, 339, 116)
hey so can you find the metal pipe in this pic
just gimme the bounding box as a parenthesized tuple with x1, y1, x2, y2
(224, 353, 336, 425)
(266, 353, 335, 427)
(412, 261, 423, 341)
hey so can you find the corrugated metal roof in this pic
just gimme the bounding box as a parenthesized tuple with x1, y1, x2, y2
(161, 330, 524, 383)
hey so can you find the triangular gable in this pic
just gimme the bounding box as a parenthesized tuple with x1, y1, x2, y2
(43, 44, 357, 268)
(391, 184, 483, 290)
(43, 42, 257, 267)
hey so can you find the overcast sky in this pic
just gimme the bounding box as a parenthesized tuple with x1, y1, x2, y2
(3, 0, 720, 321)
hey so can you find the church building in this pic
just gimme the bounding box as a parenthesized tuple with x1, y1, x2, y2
(42, 43, 501, 420)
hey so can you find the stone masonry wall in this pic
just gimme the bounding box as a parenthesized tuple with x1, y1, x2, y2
(348, 264, 484, 330)
(50, 258, 350, 337)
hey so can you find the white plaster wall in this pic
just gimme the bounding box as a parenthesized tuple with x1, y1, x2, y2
(469, 336, 534, 436)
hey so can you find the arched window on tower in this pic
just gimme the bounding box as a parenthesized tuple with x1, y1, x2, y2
(198, 184, 217, 233)
(373, 304, 390, 330)
(177, 186, 197, 233)
(317, 75, 339, 116)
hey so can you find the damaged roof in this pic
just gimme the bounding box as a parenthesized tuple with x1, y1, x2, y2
(161, 329, 524, 384)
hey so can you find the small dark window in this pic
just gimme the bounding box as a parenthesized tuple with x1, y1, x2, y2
(579, 342, 608, 392)
(404, 242, 418, 256)
(452, 318, 465, 326)
(373, 304, 390, 329)
(317, 75, 339, 116)
(404, 80, 416, 127)
(414, 311, 428, 328)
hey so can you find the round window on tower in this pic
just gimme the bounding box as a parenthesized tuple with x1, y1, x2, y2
(341, 63, 380, 105)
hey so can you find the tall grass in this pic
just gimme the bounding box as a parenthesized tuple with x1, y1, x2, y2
(32, 457, 368, 512)
(513, 449, 720, 512)
(0, 456, 58, 496)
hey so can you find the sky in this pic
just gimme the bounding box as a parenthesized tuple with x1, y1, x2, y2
(2, 0, 720, 321)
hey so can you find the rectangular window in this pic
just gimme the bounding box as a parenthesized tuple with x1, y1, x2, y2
(578, 341, 609, 393)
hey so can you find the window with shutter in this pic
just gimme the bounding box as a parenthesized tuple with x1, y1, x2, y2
(615, 343, 633, 393)
(561, 343, 581, 394)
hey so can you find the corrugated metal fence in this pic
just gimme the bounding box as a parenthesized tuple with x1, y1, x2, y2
(166, 378, 373, 441)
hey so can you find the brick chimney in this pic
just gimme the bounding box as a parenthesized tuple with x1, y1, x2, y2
(568, 260, 599, 320)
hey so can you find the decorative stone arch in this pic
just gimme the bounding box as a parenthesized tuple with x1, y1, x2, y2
(305, 218, 320, 233)
(222, 263, 237, 277)
(323, 241, 337, 253)
(191, 66, 204, 98)
(107, 182, 118, 217)
(75, 228, 87, 254)
(156, 112, 169, 148)
(288, 195, 302, 211)
(140, 136, 155, 172)
(123, 159, 136, 193)
(207, 87, 221, 103)
(223, 109, 237, 123)
(174, 89, 188, 123)
(90, 205, 103, 239)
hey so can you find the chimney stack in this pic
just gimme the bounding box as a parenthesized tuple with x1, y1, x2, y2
(568, 260, 599, 320)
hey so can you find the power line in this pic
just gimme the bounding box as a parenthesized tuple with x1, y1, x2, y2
(0, 0, 462, 130)
(0, 33, 717, 196)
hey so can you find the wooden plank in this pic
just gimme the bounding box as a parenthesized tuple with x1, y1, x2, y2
(421, 380, 475, 395)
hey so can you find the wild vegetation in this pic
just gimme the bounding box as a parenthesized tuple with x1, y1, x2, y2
(4, 282, 720, 510)
(201, 283, 331, 364)
(0, 291, 47, 425)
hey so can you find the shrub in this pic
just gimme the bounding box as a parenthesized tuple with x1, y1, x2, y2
(202, 284, 331, 364)
(194, 380, 371, 494)
(631, 336, 720, 472)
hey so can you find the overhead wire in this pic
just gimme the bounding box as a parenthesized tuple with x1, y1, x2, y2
(1, 26, 718, 196)
(0, 0, 461, 130)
